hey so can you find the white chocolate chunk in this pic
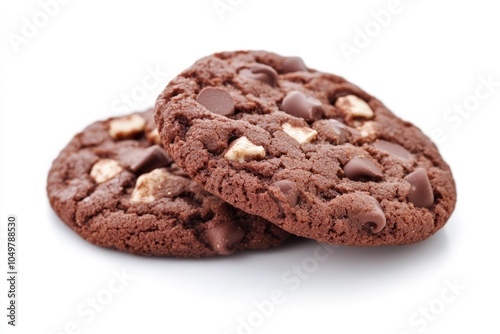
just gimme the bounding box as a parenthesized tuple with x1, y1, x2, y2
(224, 136, 266, 163)
(335, 95, 374, 119)
(90, 159, 123, 184)
(282, 122, 318, 144)
(131, 168, 169, 203)
(358, 121, 376, 138)
(147, 128, 162, 145)
(108, 114, 146, 140)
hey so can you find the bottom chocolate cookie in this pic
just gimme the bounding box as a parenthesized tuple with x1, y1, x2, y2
(47, 110, 290, 257)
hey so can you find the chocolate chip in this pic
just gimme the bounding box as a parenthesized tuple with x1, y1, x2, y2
(373, 140, 412, 160)
(328, 119, 349, 141)
(405, 168, 434, 208)
(271, 180, 300, 207)
(196, 87, 235, 116)
(239, 64, 278, 87)
(343, 156, 382, 181)
(281, 91, 324, 121)
(357, 201, 386, 233)
(206, 222, 245, 255)
(282, 56, 307, 73)
(130, 145, 172, 173)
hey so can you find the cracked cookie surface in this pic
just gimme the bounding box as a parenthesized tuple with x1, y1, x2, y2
(155, 50, 457, 246)
(47, 110, 290, 257)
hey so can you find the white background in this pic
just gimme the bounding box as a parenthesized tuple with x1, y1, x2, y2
(1, 0, 499, 333)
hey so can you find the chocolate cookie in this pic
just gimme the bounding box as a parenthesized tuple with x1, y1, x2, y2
(155, 51, 457, 246)
(47, 110, 290, 257)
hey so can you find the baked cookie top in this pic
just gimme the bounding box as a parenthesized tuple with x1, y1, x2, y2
(155, 50, 457, 246)
(47, 110, 289, 257)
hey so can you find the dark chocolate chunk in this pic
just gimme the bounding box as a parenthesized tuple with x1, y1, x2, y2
(405, 168, 434, 208)
(206, 222, 245, 255)
(271, 180, 300, 207)
(328, 119, 349, 141)
(357, 201, 386, 233)
(373, 140, 412, 160)
(130, 145, 172, 173)
(281, 91, 323, 121)
(240, 64, 278, 87)
(343, 156, 382, 181)
(196, 87, 235, 116)
(282, 56, 307, 73)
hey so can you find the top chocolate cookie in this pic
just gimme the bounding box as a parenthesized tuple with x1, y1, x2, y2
(155, 51, 456, 246)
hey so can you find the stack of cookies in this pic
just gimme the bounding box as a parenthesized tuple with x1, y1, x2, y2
(47, 51, 457, 257)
